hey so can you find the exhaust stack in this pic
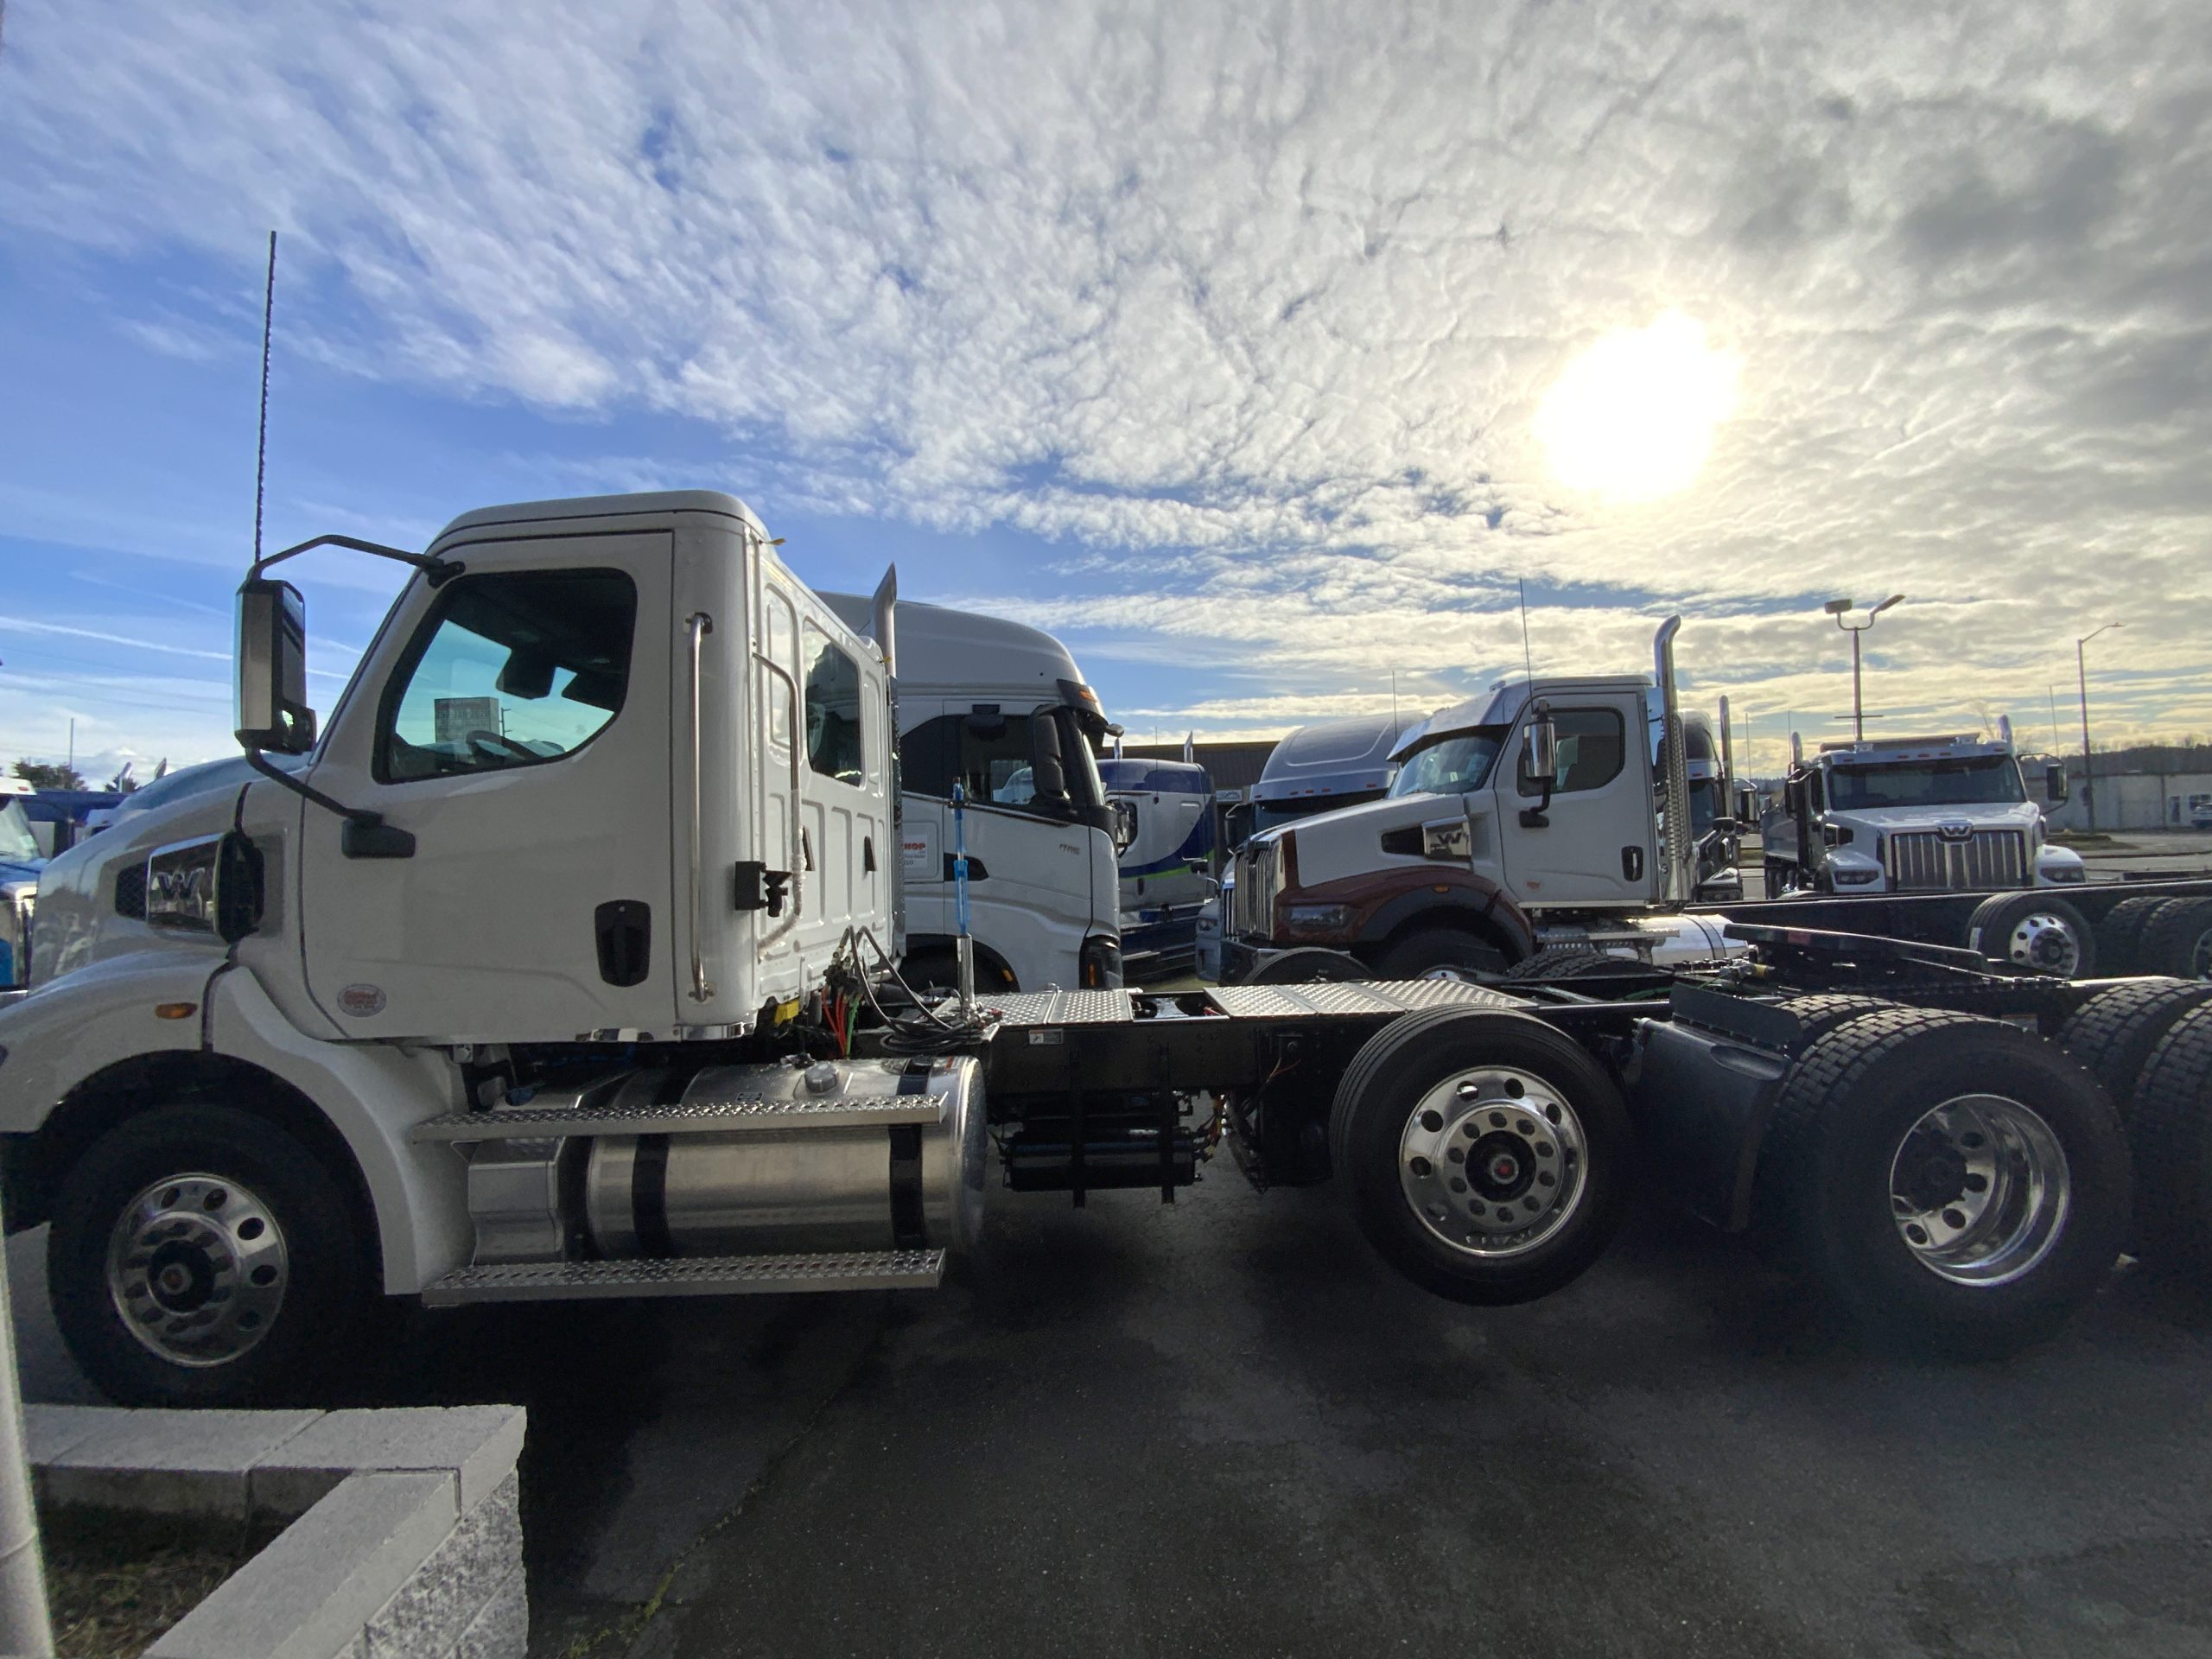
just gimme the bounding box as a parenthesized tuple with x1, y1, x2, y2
(1653, 617, 1693, 906)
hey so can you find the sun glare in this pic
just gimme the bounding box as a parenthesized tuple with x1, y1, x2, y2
(1534, 311, 1738, 503)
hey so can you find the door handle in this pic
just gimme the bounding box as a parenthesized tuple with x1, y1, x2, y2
(1622, 846, 1644, 881)
(594, 899, 652, 988)
(684, 611, 715, 1000)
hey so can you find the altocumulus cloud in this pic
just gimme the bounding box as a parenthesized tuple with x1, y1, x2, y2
(4, 0, 2211, 764)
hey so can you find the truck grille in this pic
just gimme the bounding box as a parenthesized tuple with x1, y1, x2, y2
(1884, 829, 2026, 892)
(1233, 840, 1281, 938)
(3, 890, 32, 990)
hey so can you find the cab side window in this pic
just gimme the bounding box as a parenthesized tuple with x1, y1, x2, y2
(803, 624, 866, 785)
(900, 712, 1052, 811)
(378, 570, 635, 782)
(1517, 708, 1626, 796)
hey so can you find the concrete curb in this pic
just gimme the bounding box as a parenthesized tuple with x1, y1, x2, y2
(28, 1404, 526, 1659)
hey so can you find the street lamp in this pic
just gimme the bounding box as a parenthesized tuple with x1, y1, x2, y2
(1823, 594, 1904, 742)
(2076, 623, 2125, 833)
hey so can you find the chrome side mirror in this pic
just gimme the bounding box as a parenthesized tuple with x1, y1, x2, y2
(1109, 798, 1138, 854)
(235, 577, 315, 754)
(2045, 762, 2069, 804)
(1522, 708, 1558, 784)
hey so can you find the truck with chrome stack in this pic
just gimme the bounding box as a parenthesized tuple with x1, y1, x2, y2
(3, 489, 2210, 1411)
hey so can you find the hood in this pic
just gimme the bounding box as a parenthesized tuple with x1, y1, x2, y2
(1251, 788, 1471, 890)
(1824, 802, 2042, 836)
(0, 859, 41, 889)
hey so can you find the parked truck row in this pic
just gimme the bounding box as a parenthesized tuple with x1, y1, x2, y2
(2, 488, 2209, 1415)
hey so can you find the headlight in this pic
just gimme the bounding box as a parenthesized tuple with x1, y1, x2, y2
(1281, 903, 1357, 938)
(1827, 849, 1883, 887)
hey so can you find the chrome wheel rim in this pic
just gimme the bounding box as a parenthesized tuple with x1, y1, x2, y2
(2004, 912, 2085, 977)
(2188, 925, 2212, 982)
(1398, 1067, 1587, 1258)
(1888, 1095, 2069, 1287)
(106, 1173, 289, 1367)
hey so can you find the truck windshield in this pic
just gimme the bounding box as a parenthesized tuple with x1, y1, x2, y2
(1828, 755, 2026, 810)
(1389, 728, 1506, 798)
(0, 801, 36, 863)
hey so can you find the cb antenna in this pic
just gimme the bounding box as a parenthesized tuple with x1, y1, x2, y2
(1518, 576, 1535, 683)
(254, 230, 277, 562)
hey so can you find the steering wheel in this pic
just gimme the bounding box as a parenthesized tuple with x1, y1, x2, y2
(465, 728, 538, 763)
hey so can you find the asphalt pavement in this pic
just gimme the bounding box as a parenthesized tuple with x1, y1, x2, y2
(14, 1163, 2212, 1659)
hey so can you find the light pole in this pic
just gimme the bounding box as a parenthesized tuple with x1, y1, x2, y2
(1823, 594, 1904, 742)
(2076, 623, 2124, 833)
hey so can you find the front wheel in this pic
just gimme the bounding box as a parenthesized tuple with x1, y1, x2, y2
(1331, 1008, 1633, 1306)
(1375, 927, 1509, 983)
(49, 1104, 378, 1408)
(1756, 1008, 2130, 1357)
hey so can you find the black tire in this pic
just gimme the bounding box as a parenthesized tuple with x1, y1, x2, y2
(1241, 947, 1370, 986)
(1329, 1007, 1633, 1306)
(49, 1104, 378, 1408)
(2095, 895, 2174, 977)
(1967, 892, 2097, 979)
(1375, 926, 1509, 982)
(2053, 979, 2212, 1118)
(1773, 994, 1898, 1054)
(2128, 1003, 2212, 1273)
(2135, 897, 2212, 982)
(1505, 950, 1631, 982)
(1754, 1007, 2130, 1358)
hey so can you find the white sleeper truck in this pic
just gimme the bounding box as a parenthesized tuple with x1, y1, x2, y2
(822, 592, 1122, 995)
(3, 490, 2209, 1410)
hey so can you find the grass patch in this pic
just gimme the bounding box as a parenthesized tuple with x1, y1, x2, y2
(40, 1507, 280, 1659)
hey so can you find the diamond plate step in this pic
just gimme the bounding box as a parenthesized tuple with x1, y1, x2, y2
(421, 1249, 946, 1306)
(410, 1095, 944, 1143)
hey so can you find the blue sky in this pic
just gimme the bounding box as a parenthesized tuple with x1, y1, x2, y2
(4, 0, 2210, 785)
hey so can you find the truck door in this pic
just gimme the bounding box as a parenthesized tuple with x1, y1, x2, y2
(296, 537, 676, 1040)
(788, 608, 890, 969)
(1498, 692, 1657, 907)
(897, 705, 1095, 989)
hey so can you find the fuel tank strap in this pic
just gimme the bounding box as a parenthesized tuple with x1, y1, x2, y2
(889, 1060, 931, 1247)
(412, 1095, 945, 1142)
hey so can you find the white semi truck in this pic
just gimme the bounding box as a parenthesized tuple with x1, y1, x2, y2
(822, 592, 1122, 995)
(3, 490, 2209, 1410)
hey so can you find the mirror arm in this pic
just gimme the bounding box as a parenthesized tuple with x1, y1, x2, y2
(244, 749, 414, 857)
(1518, 776, 1552, 829)
(252, 533, 465, 588)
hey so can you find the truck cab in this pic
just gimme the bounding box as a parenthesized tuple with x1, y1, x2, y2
(823, 593, 1122, 992)
(1761, 731, 2084, 896)
(1222, 627, 1735, 982)
(1198, 713, 1414, 981)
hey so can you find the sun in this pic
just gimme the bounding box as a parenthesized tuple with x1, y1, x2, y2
(1533, 311, 1738, 503)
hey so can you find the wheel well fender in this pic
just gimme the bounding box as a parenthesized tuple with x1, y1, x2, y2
(11, 1052, 385, 1286)
(198, 966, 469, 1293)
(902, 934, 1020, 990)
(1357, 892, 1531, 965)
